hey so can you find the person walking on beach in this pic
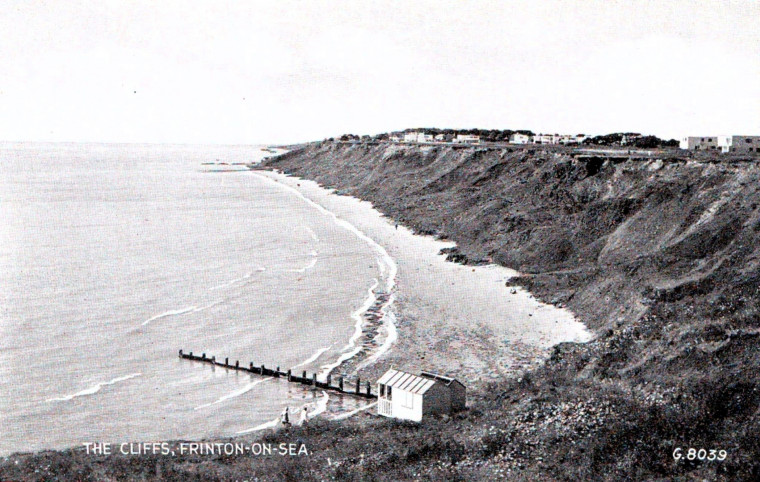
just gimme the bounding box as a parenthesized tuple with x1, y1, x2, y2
(299, 406, 309, 426)
(281, 407, 291, 426)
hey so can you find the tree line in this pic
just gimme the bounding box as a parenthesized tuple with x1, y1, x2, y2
(331, 129, 678, 147)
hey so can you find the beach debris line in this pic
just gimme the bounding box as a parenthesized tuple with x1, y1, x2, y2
(358, 290, 390, 351)
(178, 350, 376, 399)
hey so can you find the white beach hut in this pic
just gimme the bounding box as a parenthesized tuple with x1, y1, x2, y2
(376, 369, 466, 422)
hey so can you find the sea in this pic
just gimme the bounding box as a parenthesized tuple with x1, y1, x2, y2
(0, 142, 393, 455)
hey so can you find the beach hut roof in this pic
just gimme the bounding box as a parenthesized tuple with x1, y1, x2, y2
(377, 369, 436, 395)
(420, 371, 466, 389)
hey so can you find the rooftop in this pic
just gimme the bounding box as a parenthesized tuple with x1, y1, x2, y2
(378, 369, 436, 394)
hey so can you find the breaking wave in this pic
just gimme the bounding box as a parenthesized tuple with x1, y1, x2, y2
(251, 172, 399, 376)
(46, 373, 142, 402)
(140, 300, 224, 326)
(194, 378, 271, 410)
(292, 346, 332, 369)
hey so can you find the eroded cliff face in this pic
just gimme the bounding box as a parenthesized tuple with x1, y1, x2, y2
(4, 143, 760, 480)
(262, 142, 760, 478)
(265, 142, 759, 321)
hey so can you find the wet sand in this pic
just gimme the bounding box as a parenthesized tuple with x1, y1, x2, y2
(252, 170, 593, 408)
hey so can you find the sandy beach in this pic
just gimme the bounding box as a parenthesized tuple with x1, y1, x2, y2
(252, 169, 594, 407)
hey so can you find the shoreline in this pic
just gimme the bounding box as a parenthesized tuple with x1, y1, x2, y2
(1, 160, 592, 459)
(251, 169, 593, 403)
(248, 170, 399, 379)
(6, 139, 760, 478)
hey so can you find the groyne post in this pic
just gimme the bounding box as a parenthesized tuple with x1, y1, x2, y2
(178, 351, 378, 400)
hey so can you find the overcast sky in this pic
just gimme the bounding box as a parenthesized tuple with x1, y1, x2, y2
(1, 0, 758, 144)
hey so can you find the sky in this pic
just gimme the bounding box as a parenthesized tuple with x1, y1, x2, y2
(1, 0, 758, 144)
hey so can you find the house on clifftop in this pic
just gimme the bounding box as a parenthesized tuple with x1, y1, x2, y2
(453, 134, 480, 144)
(404, 132, 434, 143)
(509, 133, 531, 144)
(718, 135, 760, 153)
(377, 369, 466, 422)
(679, 136, 719, 150)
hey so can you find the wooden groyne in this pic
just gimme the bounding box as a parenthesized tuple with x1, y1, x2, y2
(178, 349, 377, 400)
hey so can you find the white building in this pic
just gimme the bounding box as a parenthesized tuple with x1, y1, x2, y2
(434, 133, 446, 142)
(531, 133, 587, 145)
(558, 134, 582, 145)
(403, 132, 418, 143)
(404, 132, 417, 142)
(404, 132, 434, 143)
(389, 135, 401, 142)
(680, 136, 719, 151)
(569, 134, 588, 145)
(453, 134, 480, 144)
(509, 133, 531, 144)
(377, 369, 466, 422)
(717, 135, 760, 153)
(532, 133, 560, 144)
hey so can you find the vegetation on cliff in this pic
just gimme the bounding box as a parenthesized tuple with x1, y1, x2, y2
(4, 142, 760, 480)
(259, 142, 760, 480)
(334, 129, 678, 147)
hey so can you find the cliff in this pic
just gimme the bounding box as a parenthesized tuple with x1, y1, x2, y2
(260, 141, 760, 479)
(4, 142, 760, 480)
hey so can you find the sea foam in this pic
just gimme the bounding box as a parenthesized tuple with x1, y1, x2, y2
(140, 300, 224, 326)
(46, 373, 142, 402)
(194, 378, 271, 410)
(252, 172, 399, 375)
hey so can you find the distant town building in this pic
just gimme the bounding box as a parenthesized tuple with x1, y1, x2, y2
(389, 135, 402, 142)
(377, 369, 466, 422)
(533, 133, 561, 145)
(620, 133, 643, 146)
(404, 132, 434, 143)
(434, 134, 446, 142)
(558, 134, 587, 145)
(680, 136, 719, 151)
(717, 135, 760, 153)
(509, 133, 531, 144)
(527, 133, 586, 145)
(453, 134, 480, 144)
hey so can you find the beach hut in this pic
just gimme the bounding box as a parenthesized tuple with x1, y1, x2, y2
(376, 369, 466, 422)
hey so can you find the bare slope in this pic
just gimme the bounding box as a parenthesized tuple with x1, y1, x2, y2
(261, 141, 760, 479)
(4, 142, 760, 480)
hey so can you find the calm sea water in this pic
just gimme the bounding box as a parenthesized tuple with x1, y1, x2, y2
(0, 142, 385, 455)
